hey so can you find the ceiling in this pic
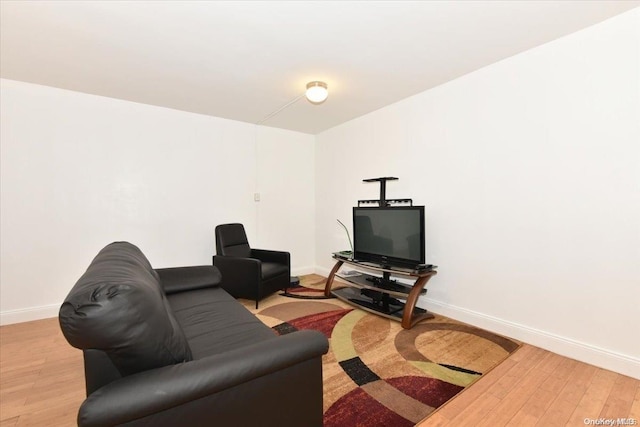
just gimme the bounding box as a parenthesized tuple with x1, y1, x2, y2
(1, 1, 638, 134)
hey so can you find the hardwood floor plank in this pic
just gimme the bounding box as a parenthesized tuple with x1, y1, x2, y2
(566, 368, 618, 424)
(486, 345, 547, 400)
(537, 350, 566, 374)
(443, 393, 503, 427)
(15, 404, 78, 427)
(539, 355, 579, 394)
(418, 411, 448, 426)
(534, 398, 575, 426)
(599, 373, 638, 419)
(536, 362, 604, 427)
(1, 416, 20, 427)
(475, 349, 551, 427)
(433, 357, 518, 421)
(507, 386, 556, 426)
(503, 351, 577, 427)
(1, 400, 29, 424)
(561, 362, 598, 405)
(630, 383, 640, 420)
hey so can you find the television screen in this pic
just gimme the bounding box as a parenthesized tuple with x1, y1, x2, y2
(352, 206, 425, 269)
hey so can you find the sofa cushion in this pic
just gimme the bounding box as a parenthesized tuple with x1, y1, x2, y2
(157, 266, 222, 295)
(59, 242, 192, 376)
(167, 286, 277, 359)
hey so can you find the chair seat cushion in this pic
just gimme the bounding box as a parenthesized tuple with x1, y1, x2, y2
(261, 262, 289, 280)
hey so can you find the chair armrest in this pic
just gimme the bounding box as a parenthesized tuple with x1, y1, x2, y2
(78, 330, 329, 427)
(251, 249, 290, 266)
(155, 266, 222, 295)
(212, 255, 261, 294)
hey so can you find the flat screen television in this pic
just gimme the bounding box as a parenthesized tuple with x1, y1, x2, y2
(352, 206, 425, 269)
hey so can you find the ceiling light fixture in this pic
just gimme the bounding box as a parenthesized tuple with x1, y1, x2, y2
(305, 81, 329, 104)
(257, 80, 329, 124)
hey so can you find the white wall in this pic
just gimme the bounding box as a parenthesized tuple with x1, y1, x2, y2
(256, 126, 316, 275)
(0, 79, 314, 324)
(315, 9, 640, 379)
(1, 9, 638, 380)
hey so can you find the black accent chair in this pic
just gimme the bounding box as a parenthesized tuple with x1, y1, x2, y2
(213, 223, 290, 308)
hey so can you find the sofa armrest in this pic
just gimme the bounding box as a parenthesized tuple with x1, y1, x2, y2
(78, 330, 329, 427)
(156, 266, 222, 295)
(251, 248, 290, 266)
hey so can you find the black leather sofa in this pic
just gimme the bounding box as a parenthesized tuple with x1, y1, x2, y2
(59, 242, 329, 427)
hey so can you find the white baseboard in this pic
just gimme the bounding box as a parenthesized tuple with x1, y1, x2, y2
(1, 304, 60, 326)
(292, 266, 316, 277)
(418, 298, 640, 380)
(314, 265, 640, 379)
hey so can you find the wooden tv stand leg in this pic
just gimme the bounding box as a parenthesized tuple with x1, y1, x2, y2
(402, 273, 436, 329)
(324, 260, 344, 297)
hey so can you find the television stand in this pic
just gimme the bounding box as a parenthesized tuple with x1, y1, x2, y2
(324, 256, 437, 329)
(364, 271, 405, 292)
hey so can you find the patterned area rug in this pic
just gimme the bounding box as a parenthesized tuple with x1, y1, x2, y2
(249, 288, 520, 426)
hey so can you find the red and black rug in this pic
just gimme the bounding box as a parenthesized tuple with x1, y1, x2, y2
(249, 295, 520, 426)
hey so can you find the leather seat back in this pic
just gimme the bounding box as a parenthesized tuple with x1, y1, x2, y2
(215, 223, 252, 257)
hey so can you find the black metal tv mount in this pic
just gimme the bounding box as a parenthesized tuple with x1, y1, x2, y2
(357, 177, 413, 207)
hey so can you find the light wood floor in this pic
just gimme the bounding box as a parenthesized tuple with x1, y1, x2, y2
(1, 314, 638, 426)
(418, 342, 639, 427)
